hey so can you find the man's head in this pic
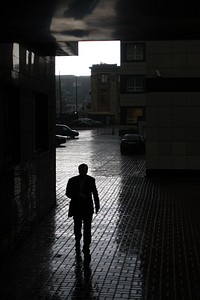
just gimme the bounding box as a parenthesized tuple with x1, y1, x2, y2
(78, 163, 88, 176)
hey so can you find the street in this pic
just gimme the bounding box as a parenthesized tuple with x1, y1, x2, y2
(1, 129, 200, 299)
(56, 129, 146, 201)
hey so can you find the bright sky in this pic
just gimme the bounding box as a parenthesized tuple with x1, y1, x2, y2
(55, 41, 120, 76)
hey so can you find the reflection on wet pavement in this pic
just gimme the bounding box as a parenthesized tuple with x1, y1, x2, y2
(1, 129, 200, 299)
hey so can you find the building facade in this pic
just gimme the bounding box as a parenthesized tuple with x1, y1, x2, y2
(90, 64, 120, 125)
(120, 42, 146, 134)
(145, 40, 200, 174)
(90, 60, 146, 130)
(121, 40, 200, 174)
(90, 41, 200, 175)
(0, 43, 75, 255)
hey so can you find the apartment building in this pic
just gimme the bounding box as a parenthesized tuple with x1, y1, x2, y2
(90, 64, 120, 125)
(90, 41, 200, 175)
(120, 42, 146, 134)
(145, 40, 200, 174)
(121, 40, 200, 174)
(90, 50, 146, 131)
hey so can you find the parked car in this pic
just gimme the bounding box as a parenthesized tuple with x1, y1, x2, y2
(55, 135, 67, 147)
(81, 118, 103, 127)
(56, 124, 79, 138)
(71, 119, 90, 127)
(72, 118, 103, 127)
(120, 134, 145, 154)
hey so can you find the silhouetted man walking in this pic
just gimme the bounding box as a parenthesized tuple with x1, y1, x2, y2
(66, 163, 100, 263)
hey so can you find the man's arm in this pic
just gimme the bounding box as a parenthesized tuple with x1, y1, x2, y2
(92, 178, 100, 213)
(66, 178, 74, 199)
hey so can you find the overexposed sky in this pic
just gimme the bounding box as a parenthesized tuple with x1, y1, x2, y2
(56, 41, 120, 76)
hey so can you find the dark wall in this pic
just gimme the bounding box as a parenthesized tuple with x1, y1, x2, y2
(0, 43, 56, 256)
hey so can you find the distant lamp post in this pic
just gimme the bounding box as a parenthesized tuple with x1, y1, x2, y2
(75, 76, 78, 113)
(73, 75, 79, 119)
(58, 72, 62, 122)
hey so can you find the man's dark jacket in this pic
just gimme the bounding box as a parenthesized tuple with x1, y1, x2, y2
(66, 174, 100, 217)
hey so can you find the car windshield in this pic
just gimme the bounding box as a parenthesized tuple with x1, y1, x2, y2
(124, 134, 143, 141)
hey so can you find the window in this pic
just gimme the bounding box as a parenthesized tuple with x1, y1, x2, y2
(100, 74, 108, 83)
(121, 75, 145, 93)
(127, 107, 144, 124)
(122, 43, 145, 62)
(97, 89, 110, 111)
(13, 43, 19, 71)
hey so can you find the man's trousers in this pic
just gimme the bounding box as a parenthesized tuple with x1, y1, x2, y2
(73, 214, 93, 254)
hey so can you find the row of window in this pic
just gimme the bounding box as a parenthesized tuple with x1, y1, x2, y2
(99, 74, 145, 93)
(120, 75, 145, 93)
(98, 74, 200, 95)
(12, 43, 53, 78)
(121, 43, 145, 94)
(96, 42, 145, 93)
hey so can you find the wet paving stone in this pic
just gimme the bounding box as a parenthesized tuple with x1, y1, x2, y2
(1, 130, 200, 299)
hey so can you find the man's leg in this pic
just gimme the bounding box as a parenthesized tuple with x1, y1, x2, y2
(82, 214, 93, 256)
(73, 216, 82, 253)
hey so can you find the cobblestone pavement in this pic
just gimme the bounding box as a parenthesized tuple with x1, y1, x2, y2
(1, 129, 200, 299)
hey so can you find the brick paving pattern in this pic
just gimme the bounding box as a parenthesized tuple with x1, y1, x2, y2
(1, 130, 200, 299)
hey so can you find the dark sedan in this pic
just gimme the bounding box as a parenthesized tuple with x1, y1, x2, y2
(72, 118, 103, 127)
(55, 135, 67, 147)
(120, 134, 145, 154)
(56, 124, 79, 138)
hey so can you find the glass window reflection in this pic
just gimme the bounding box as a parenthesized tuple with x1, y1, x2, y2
(13, 43, 19, 72)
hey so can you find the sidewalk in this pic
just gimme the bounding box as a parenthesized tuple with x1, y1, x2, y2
(1, 130, 200, 299)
